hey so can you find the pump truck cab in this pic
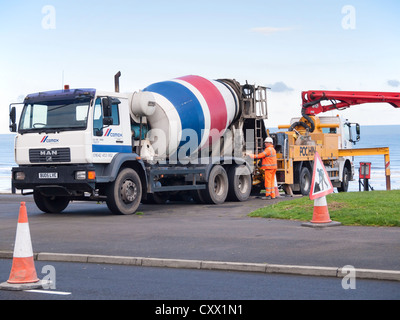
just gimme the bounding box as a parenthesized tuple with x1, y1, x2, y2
(9, 74, 268, 214)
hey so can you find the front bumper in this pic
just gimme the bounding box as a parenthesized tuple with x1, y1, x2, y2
(12, 164, 96, 195)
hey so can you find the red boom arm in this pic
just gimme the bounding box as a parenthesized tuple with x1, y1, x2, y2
(301, 90, 400, 116)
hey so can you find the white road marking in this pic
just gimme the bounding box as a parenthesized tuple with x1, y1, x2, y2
(24, 289, 71, 295)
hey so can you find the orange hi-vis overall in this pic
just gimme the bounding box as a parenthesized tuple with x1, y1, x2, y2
(251, 145, 277, 198)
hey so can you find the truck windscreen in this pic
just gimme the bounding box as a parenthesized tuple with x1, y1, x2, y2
(19, 100, 90, 133)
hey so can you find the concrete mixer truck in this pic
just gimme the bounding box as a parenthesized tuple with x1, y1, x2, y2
(9, 74, 268, 214)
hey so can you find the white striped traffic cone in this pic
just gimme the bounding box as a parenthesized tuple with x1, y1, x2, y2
(274, 175, 280, 198)
(310, 196, 332, 223)
(7, 202, 39, 284)
(302, 196, 341, 228)
(0, 202, 46, 291)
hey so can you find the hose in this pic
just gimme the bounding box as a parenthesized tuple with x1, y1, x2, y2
(288, 95, 320, 133)
(288, 109, 315, 132)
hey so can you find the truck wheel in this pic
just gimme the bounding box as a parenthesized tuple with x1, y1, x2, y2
(299, 166, 312, 196)
(33, 191, 70, 213)
(338, 166, 350, 192)
(201, 165, 228, 204)
(106, 168, 142, 215)
(227, 165, 252, 201)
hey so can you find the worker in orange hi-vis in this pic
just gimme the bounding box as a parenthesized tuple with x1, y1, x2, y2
(248, 137, 277, 199)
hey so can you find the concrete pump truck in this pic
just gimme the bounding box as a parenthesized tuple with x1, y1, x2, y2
(270, 90, 398, 196)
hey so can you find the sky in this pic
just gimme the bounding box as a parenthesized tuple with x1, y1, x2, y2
(1, 0, 400, 133)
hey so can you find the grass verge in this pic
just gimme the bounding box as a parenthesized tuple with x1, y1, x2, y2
(249, 190, 400, 227)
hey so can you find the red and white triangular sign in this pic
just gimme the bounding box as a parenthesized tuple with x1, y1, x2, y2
(309, 152, 334, 200)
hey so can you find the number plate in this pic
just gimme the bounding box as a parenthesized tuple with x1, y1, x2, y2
(39, 172, 58, 179)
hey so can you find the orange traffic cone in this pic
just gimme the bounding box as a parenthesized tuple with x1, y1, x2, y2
(302, 196, 341, 228)
(311, 196, 332, 223)
(7, 202, 39, 284)
(274, 175, 280, 198)
(0, 202, 44, 291)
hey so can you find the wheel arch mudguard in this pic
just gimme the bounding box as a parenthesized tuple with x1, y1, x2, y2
(96, 153, 147, 188)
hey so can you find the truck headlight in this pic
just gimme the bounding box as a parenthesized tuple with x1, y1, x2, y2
(15, 172, 25, 180)
(75, 171, 96, 180)
(75, 171, 87, 180)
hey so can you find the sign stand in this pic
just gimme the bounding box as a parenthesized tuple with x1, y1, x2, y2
(302, 152, 341, 228)
(359, 162, 373, 192)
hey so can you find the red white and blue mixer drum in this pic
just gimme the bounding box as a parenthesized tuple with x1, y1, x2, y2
(142, 75, 239, 158)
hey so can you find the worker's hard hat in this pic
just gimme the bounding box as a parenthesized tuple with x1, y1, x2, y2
(264, 137, 273, 143)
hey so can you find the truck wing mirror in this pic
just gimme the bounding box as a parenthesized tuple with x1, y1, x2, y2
(103, 117, 113, 126)
(354, 123, 360, 142)
(110, 97, 121, 105)
(9, 106, 16, 132)
(348, 122, 360, 144)
(102, 97, 112, 117)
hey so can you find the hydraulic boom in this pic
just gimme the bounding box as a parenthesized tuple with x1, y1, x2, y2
(302, 90, 400, 116)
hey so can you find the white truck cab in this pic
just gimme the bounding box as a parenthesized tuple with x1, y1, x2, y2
(10, 88, 146, 214)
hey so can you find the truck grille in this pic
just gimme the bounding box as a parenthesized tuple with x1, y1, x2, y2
(29, 148, 71, 163)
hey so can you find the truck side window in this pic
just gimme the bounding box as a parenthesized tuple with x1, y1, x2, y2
(110, 102, 120, 126)
(93, 98, 120, 135)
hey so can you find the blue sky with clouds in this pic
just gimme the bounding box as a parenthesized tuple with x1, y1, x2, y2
(1, 0, 400, 132)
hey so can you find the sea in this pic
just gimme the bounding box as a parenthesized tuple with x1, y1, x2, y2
(0, 125, 399, 193)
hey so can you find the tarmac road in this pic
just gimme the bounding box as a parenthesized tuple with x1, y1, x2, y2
(1, 260, 399, 300)
(0, 193, 399, 279)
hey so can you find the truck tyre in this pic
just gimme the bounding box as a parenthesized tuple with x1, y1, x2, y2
(299, 166, 312, 196)
(33, 191, 70, 213)
(106, 168, 142, 215)
(201, 165, 228, 204)
(227, 165, 252, 201)
(338, 166, 350, 192)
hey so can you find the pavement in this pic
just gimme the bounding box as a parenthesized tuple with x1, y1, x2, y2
(0, 193, 399, 282)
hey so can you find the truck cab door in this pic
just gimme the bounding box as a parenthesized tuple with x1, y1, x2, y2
(92, 96, 131, 162)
